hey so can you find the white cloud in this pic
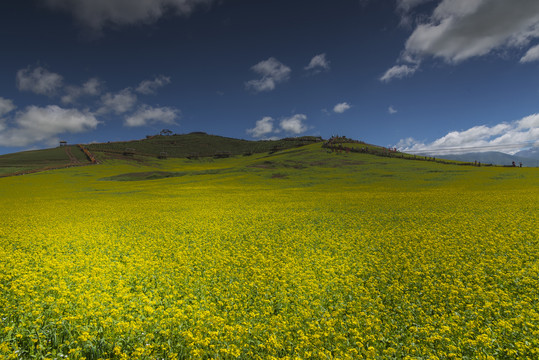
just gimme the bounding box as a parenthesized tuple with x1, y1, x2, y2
(136, 75, 171, 94)
(380, 64, 418, 82)
(520, 44, 539, 62)
(81, 78, 102, 96)
(16, 66, 64, 96)
(389, 106, 398, 114)
(384, 0, 539, 81)
(62, 78, 103, 104)
(246, 116, 276, 138)
(0, 97, 16, 117)
(248, 113, 312, 138)
(0, 105, 98, 147)
(395, 113, 539, 155)
(41, 0, 215, 32)
(333, 102, 351, 114)
(516, 112, 539, 129)
(245, 57, 291, 92)
(98, 89, 137, 114)
(280, 114, 308, 134)
(406, 0, 539, 62)
(305, 53, 330, 73)
(124, 105, 179, 127)
(16, 66, 103, 103)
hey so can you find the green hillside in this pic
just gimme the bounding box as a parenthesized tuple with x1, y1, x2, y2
(0, 133, 534, 182)
(86, 133, 323, 159)
(0, 133, 322, 177)
(92, 142, 537, 191)
(0, 145, 91, 177)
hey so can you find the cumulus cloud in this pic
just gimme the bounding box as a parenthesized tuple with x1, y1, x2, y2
(124, 105, 179, 127)
(280, 114, 308, 134)
(305, 53, 330, 73)
(0, 105, 98, 147)
(136, 75, 171, 94)
(380, 64, 419, 82)
(17, 66, 104, 103)
(245, 57, 291, 92)
(16, 66, 64, 96)
(41, 0, 215, 32)
(389, 106, 398, 114)
(246, 116, 276, 138)
(520, 44, 539, 62)
(405, 0, 539, 62)
(395, 113, 539, 155)
(62, 78, 103, 104)
(333, 102, 351, 114)
(98, 89, 137, 114)
(246, 113, 309, 138)
(0, 97, 16, 117)
(383, 0, 539, 81)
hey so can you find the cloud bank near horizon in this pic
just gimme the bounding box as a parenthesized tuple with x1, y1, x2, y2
(395, 113, 539, 155)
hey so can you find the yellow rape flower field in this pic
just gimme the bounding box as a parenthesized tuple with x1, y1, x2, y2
(1, 144, 538, 359)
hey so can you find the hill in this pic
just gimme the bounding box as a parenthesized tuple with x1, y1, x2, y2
(0, 133, 323, 176)
(86, 133, 323, 159)
(0, 145, 92, 177)
(515, 147, 539, 161)
(1, 133, 536, 178)
(86, 141, 536, 192)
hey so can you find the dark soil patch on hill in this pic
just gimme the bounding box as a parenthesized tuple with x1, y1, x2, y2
(102, 171, 187, 181)
(101, 168, 230, 181)
(309, 159, 367, 167)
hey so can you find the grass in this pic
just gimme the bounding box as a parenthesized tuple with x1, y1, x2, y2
(0, 146, 91, 176)
(90, 143, 537, 192)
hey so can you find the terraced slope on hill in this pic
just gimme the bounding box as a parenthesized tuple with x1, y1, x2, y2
(0, 146, 91, 177)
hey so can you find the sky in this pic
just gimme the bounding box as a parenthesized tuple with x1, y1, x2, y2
(1, 0, 539, 156)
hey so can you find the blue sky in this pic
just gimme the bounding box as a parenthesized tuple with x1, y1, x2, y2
(1, 0, 539, 156)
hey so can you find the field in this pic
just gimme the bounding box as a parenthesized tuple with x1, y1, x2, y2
(1, 143, 538, 359)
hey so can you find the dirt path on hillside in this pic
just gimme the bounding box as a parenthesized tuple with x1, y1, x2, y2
(65, 146, 80, 164)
